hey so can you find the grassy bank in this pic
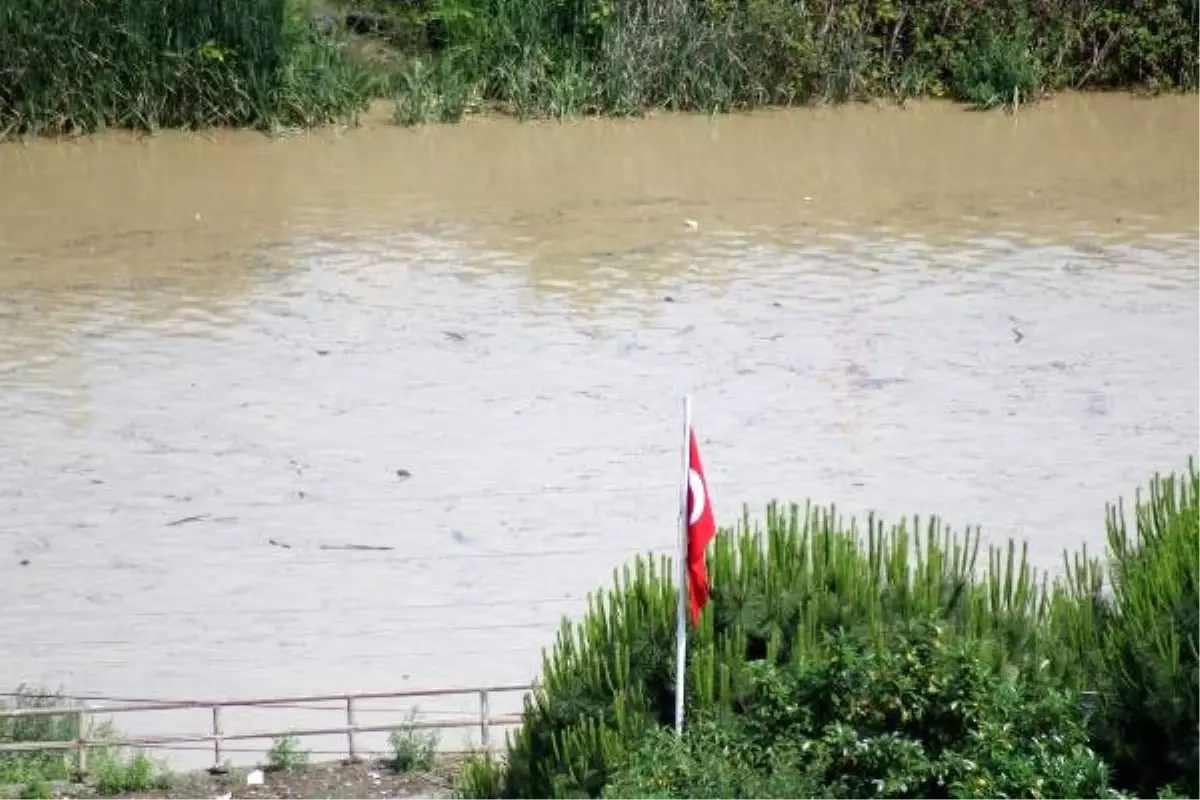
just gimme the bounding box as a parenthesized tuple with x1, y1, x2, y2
(354, 0, 1199, 125)
(1, 0, 1195, 136)
(455, 458, 1198, 799)
(0, 0, 372, 136)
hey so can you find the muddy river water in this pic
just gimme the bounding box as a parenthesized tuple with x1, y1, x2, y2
(1, 93, 1197, 764)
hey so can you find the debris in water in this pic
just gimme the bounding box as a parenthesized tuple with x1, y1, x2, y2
(315, 349, 330, 356)
(1012, 326, 1025, 343)
(268, 539, 292, 549)
(443, 331, 466, 342)
(18, 559, 29, 567)
(246, 769, 264, 786)
(663, 295, 675, 303)
(319, 543, 395, 552)
(395, 469, 412, 481)
(166, 513, 211, 527)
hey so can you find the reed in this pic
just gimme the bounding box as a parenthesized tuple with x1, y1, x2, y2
(0, 0, 371, 136)
(389, 0, 1198, 124)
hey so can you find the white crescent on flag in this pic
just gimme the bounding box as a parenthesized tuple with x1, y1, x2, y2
(688, 467, 706, 526)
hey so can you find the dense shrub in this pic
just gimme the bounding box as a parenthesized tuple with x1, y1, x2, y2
(456, 503, 1097, 798)
(1073, 463, 1199, 798)
(384, 0, 1198, 122)
(0, 0, 371, 135)
(456, 460, 1198, 799)
(603, 620, 1126, 799)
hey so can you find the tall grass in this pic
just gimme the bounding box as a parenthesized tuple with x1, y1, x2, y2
(0, 0, 371, 136)
(383, 0, 1198, 124)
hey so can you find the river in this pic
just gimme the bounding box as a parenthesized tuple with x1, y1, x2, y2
(0, 93, 1196, 766)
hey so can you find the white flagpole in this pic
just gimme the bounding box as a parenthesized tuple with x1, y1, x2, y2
(674, 394, 693, 737)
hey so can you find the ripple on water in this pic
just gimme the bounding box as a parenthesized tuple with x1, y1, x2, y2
(1, 94, 1197, 763)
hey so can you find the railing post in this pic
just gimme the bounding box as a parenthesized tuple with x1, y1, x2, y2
(478, 689, 491, 750)
(208, 705, 226, 774)
(74, 706, 88, 779)
(345, 696, 359, 763)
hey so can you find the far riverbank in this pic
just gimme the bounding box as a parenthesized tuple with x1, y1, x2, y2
(1, 0, 1196, 137)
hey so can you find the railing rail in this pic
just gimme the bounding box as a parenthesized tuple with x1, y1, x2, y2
(0, 683, 532, 776)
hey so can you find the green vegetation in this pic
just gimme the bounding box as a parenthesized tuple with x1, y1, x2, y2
(352, 0, 1198, 124)
(0, 688, 173, 797)
(92, 750, 172, 795)
(0, 0, 371, 136)
(1, 0, 1195, 135)
(266, 733, 311, 771)
(389, 711, 440, 773)
(455, 459, 1198, 799)
(603, 621, 1124, 799)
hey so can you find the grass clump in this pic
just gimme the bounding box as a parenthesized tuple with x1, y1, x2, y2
(92, 750, 172, 796)
(0, 688, 172, 797)
(0, 0, 372, 137)
(389, 711, 439, 773)
(265, 734, 311, 772)
(0, 687, 81, 786)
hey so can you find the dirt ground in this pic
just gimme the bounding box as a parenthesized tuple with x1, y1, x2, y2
(65, 757, 463, 799)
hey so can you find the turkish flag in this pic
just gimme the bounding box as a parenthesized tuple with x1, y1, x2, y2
(686, 429, 716, 625)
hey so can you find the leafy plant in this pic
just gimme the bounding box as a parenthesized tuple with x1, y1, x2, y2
(92, 751, 171, 796)
(389, 710, 439, 773)
(17, 777, 52, 800)
(603, 620, 1127, 799)
(265, 734, 310, 772)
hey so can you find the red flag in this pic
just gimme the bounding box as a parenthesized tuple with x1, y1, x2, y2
(686, 429, 716, 625)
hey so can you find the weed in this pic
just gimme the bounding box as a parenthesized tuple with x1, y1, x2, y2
(265, 734, 311, 772)
(389, 710, 439, 773)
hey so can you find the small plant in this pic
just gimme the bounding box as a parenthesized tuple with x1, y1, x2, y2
(18, 777, 52, 800)
(456, 750, 507, 798)
(266, 734, 310, 772)
(92, 750, 171, 796)
(389, 709, 439, 773)
(0, 687, 81, 786)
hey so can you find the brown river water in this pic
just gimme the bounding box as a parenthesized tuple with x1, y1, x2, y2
(1, 93, 1197, 765)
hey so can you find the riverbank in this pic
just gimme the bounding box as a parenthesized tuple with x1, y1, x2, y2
(1, 0, 1196, 137)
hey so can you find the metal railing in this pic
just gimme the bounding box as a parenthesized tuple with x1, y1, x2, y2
(0, 684, 532, 776)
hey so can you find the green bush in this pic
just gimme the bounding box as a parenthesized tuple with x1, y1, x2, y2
(91, 750, 171, 796)
(265, 734, 310, 772)
(0, 687, 80, 785)
(1074, 462, 1199, 798)
(0, 0, 371, 136)
(385, 0, 1198, 123)
(603, 620, 1126, 799)
(389, 711, 439, 773)
(461, 502, 1098, 798)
